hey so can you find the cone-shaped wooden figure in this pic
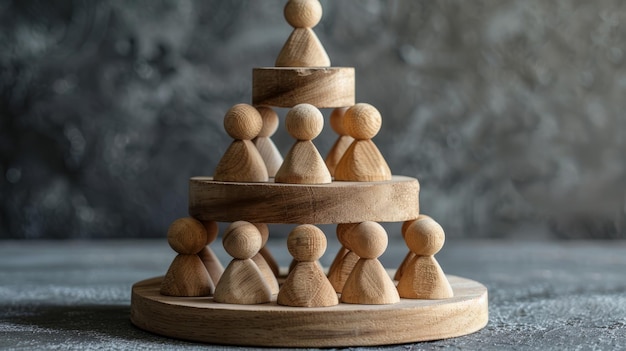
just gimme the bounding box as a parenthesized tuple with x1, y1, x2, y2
(251, 223, 280, 294)
(278, 224, 338, 307)
(397, 217, 454, 299)
(253, 106, 283, 177)
(255, 223, 280, 278)
(275, 103, 331, 184)
(327, 223, 360, 293)
(276, 0, 330, 67)
(214, 104, 269, 182)
(160, 217, 214, 297)
(334, 103, 392, 182)
(341, 221, 399, 305)
(394, 214, 431, 281)
(213, 221, 272, 304)
(325, 107, 354, 176)
(197, 220, 224, 284)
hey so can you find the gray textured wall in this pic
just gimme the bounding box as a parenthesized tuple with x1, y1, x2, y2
(1, 0, 625, 239)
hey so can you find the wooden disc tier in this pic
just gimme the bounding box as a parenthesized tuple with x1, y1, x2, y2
(131, 274, 488, 348)
(189, 176, 420, 224)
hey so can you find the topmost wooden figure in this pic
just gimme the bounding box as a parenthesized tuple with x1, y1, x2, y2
(276, 0, 329, 67)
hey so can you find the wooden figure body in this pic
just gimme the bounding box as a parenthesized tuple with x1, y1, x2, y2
(213, 221, 272, 304)
(394, 214, 431, 281)
(160, 217, 214, 297)
(327, 223, 359, 293)
(334, 103, 391, 182)
(197, 220, 224, 284)
(214, 104, 269, 182)
(254, 223, 280, 278)
(253, 106, 283, 177)
(276, 0, 330, 67)
(397, 218, 453, 299)
(341, 221, 399, 305)
(275, 103, 331, 184)
(325, 107, 354, 176)
(278, 224, 338, 307)
(251, 223, 280, 294)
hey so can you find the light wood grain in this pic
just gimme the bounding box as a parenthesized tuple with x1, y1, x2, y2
(397, 218, 453, 299)
(253, 106, 282, 177)
(213, 221, 272, 304)
(131, 274, 488, 347)
(252, 67, 355, 108)
(334, 103, 391, 181)
(160, 255, 214, 297)
(284, 0, 322, 28)
(276, 28, 330, 67)
(198, 220, 223, 283)
(340, 221, 399, 304)
(214, 140, 269, 182)
(326, 107, 354, 176)
(278, 225, 338, 307)
(188, 176, 420, 224)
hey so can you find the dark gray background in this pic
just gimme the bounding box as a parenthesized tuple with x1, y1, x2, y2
(1, 0, 625, 240)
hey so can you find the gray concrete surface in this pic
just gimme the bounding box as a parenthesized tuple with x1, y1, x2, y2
(1, 239, 625, 350)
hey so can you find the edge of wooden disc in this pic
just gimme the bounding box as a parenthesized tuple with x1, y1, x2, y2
(252, 67, 355, 108)
(188, 176, 420, 224)
(130, 275, 488, 347)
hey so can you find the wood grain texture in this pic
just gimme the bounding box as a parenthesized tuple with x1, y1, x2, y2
(253, 106, 282, 177)
(276, 28, 330, 67)
(284, 0, 322, 28)
(334, 139, 392, 181)
(213, 140, 269, 182)
(252, 67, 355, 108)
(131, 274, 488, 347)
(160, 254, 214, 297)
(278, 224, 338, 307)
(275, 141, 331, 184)
(188, 176, 420, 224)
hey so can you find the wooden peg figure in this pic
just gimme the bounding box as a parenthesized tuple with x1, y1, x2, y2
(253, 106, 283, 177)
(160, 217, 214, 297)
(394, 214, 431, 281)
(275, 104, 332, 184)
(276, 0, 330, 67)
(334, 103, 392, 182)
(341, 221, 399, 305)
(278, 224, 338, 307)
(213, 221, 272, 304)
(197, 220, 224, 284)
(325, 107, 354, 176)
(397, 218, 454, 299)
(214, 104, 269, 182)
(327, 223, 360, 293)
(251, 223, 280, 294)
(255, 223, 280, 278)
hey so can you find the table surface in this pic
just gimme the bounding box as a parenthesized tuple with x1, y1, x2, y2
(1, 239, 625, 350)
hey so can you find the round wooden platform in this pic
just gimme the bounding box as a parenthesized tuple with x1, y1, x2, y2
(188, 176, 420, 224)
(252, 67, 355, 108)
(130, 275, 488, 347)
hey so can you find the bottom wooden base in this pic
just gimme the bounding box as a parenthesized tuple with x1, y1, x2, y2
(130, 275, 488, 347)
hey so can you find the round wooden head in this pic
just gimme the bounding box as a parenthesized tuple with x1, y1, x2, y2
(287, 224, 326, 262)
(223, 103, 263, 140)
(256, 106, 279, 138)
(253, 223, 270, 246)
(167, 217, 207, 255)
(329, 107, 349, 135)
(348, 221, 388, 259)
(285, 103, 324, 141)
(202, 220, 219, 245)
(336, 223, 357, 249)
(222, 221, 262, 260)
(343, 103, 382, 140)
(406, 218, 445, 256)
(401, 214, 432, 239)
(284, 0, 323, 28)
